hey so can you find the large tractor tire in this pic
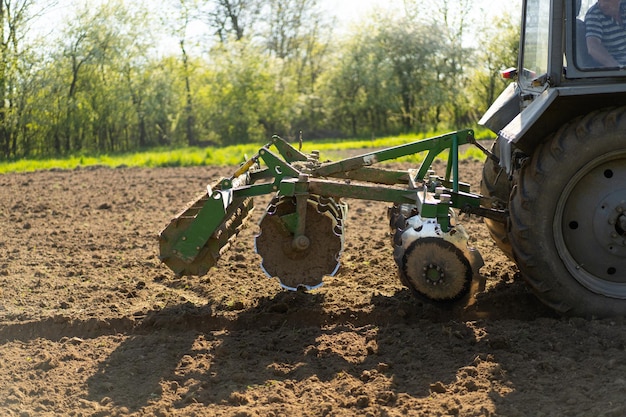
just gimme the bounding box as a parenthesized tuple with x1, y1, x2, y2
(481, 139, 514, 259)
(509, 107, 626, 317)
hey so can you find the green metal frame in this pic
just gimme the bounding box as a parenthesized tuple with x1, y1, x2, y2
(172, 130, 485, 262)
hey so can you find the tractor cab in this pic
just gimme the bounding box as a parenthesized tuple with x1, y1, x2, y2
(481, 0, 626, 158)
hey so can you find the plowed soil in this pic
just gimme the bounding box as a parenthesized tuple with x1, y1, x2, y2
(1, 160, 625, 417)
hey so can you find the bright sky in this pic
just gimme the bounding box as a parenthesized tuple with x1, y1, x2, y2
(320, 0, 401, 21)
(320, 0, 517, 25)
(37, 0, 520, 54)
(45, 0, 517, 24)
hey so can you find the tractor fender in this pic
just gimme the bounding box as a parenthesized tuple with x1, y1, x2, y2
(495, 88, 558, 174)
(482, 83, 626, 174)
(478, 83, 521, 134)
(479, 85, 558, 174)
(498, 88, 559, 150)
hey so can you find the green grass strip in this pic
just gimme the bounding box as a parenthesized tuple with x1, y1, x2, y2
(0, 129, 494, 174)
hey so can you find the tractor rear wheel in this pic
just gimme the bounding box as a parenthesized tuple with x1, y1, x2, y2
(481, 138, 514, 259)
(509, 107, 626, 317)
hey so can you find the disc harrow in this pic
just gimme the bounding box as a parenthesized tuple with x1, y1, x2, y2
(159, 130, 501, 301)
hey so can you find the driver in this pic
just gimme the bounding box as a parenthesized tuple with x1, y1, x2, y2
(586, 0, 626, 66)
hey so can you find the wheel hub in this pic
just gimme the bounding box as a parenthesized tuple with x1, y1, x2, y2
(424, 264, 445, 284)
(591, 193, 626, 255)
(558, 152, 626, 296)
(616, 213, 626, 238)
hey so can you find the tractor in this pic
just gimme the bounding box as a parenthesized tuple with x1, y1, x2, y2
(159, 0, 626, 318)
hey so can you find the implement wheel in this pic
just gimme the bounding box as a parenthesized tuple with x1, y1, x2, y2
(402, 237, 472, 302)
(509, 107, 626, 317)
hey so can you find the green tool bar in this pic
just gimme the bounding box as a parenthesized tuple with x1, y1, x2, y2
(312, 130, 474, 178)
(303, 178, 418, 205)
(275, 176, 480, 209)
(327, 166, 411, 185)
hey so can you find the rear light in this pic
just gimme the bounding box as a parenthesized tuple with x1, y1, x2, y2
(501, 67, 518, 79)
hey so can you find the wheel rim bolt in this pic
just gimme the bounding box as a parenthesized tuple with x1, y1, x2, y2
(424, 264, 444, 284)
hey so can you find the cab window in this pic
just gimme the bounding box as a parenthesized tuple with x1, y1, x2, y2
(521, 0, 552, 88)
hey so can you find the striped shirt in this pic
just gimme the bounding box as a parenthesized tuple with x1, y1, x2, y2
(585, 2, 626, 65)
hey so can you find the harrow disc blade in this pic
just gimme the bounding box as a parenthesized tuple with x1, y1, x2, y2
(159, 185, 254, 277)
(255, 195, 345, 290)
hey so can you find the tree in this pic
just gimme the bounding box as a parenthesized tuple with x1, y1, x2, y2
(468, 12, 520, 114)
(197, 41, 297, 144)
(262, 0, 332, 135)
(171, 0, 199, 145)
(0, 0, 55, 158)
(405, 0, 476, 128)
(318, 33, 371, 136)
(321, 16, 448, 136)
(204, 0, 261, 42)
(47, 0, 163, 154)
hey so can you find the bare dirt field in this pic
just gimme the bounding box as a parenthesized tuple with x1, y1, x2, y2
(1, 159, 626, 416)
